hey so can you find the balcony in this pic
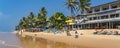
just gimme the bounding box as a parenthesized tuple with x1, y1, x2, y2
(85, 17, 120, 24)
(88, 4, 120, 14)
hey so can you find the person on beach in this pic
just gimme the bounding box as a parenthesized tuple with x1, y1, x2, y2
(75, 31, 78, 38)
(66, 30, 71, 36)
(114, 31, 119, 35)
(107, 31, 113, 35)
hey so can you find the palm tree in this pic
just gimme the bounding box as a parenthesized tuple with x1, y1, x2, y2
(27, 12, 36, 28)
(18, 17, 27, 29)
(76, 0, 91, 15)
(49, 12, 66, 29)
(65, 0, 91, 15)
(38, 7, 47, 21)
(65, 0, 77, 16)
(37, 7, 47, 28)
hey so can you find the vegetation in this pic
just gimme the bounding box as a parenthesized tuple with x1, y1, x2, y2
(36, 7, 47, 28)
(15, 0, 91, 31)
(49, 12, 66, 29)
(15, 7, 66, 31)
(65, 0, 91, 15)
(65, 0, 77, 16)
(16, 7, 48, 30)
(76, 0, 91, 15)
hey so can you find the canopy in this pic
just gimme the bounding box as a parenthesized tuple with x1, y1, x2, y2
(66, 20, 75, 25)
(65, 20, 73, 22)
(68, 22, 76, 25)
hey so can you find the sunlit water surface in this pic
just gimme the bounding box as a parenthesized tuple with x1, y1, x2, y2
(0, 32, 22, 48)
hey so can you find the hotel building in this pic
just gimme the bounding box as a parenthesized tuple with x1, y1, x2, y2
(68, 1, 120, 30)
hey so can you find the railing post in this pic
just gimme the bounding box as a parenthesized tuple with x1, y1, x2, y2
(109, 4, 111, 10)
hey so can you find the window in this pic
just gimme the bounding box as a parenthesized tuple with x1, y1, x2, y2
(110, 14, 116, 18)
(101, 16, 104, 19)
(101, 15, 108, 19)
(110, 14, 119, 18)
(116, 14, 119, 17)
(95, 9, 100, 12)
(93, 17, 97, 20)
(105, 15, 108, 19)
(88, 11, 92, 13)
(98, 16, 101, 19)
(89, 18, 92, 20)
(111, 5, 117, 9)
(102, 7, 109, 10)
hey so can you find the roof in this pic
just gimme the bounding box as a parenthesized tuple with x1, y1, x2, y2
(91, 1, 120, 8)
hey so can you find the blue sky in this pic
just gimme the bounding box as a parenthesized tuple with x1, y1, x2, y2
(0, 0, 116, 32)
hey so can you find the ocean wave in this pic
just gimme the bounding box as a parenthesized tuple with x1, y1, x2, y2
(0, 40, 23, 48)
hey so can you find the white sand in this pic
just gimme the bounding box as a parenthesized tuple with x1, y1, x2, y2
(15, 29, 120, 48)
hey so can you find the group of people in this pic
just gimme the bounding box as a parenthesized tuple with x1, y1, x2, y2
(107, 31, 120, 35)
(94, 30, 120, 35)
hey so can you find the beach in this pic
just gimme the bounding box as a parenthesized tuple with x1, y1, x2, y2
(14, 29, 120, 48)
(1, 0, 120, 48)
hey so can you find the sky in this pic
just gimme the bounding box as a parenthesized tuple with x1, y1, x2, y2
(0, 0, 116, 32)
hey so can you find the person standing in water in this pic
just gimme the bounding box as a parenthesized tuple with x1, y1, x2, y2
(75, 31, 78, 38)
(20, 29, 23, 36)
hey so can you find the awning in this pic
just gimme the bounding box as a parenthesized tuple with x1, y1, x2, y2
(65, 20, 73, 22)
(66, 19, 76, 25)
(68, 22, 76, 25)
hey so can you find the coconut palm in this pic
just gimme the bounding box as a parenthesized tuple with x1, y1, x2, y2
(65, 0, 77, 16)
(18, 17, 27, 29)
(27, 12, 36, 28)
(37, 7, 47, 28)
(38, 7, 47, 21)
(49, 12, 66, 29)
(76, 0, 91, 15)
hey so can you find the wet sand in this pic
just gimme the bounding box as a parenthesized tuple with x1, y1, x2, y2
(0, 32, 85, 48)
(19, 36, 83, 48)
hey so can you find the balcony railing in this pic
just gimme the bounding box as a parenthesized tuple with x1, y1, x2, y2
(85, 17, 120, 23)
(88, 7, 120, 14)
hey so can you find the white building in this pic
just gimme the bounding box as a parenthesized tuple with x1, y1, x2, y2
(73, 1, 120, 29)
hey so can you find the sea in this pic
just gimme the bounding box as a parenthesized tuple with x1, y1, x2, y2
(0, 32, 22, 48)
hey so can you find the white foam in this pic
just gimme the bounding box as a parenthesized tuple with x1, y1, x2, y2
(0, 40, 5, 44)
(0, 40, 23, 48)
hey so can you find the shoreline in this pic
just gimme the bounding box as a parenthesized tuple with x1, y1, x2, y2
(14, 29, 120, 48)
